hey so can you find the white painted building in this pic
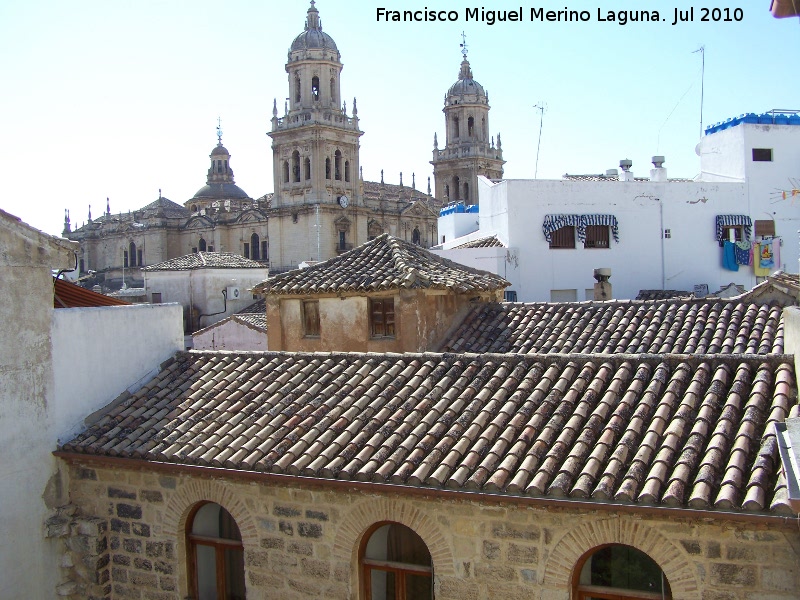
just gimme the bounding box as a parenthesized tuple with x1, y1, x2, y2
(435, 112, 800, 301)
(0, 210, 183, 599)
(142, 252, 269, 335)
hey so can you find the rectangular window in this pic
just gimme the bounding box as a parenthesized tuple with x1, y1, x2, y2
(207, 245, 214, 252)
(752, 148, 773, 162)
(123, 250, 129, 268)
(243, 243, 250, 259)
(755, 220, 775, 237)
(504, 290, 517, 302)
(549, 226, 575, 249)
(302, 300, 320, 337)
(151, 292, 162, 304)
(370, 298, 395, 338)
(137, 249, 143, 265)
(191, 247, 198, 254)
(584, 225, 610, 249)
(261, 241, 269, 261)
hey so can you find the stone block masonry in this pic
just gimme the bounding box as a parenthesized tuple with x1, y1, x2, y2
(62, 463, 800, 599)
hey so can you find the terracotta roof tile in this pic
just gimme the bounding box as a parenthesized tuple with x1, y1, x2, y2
(142, 251, 265, 271)
(254, 234, 508, 295)
(441, 299, 785, 355)
(62, 350, 797, 515)
(451, 235, 506, 249)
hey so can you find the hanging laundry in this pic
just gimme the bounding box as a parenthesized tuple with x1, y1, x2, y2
(773, 238, 781, 270)
(734, 240, 751, 265)
(753, 243, 771, 276)
(722, 240, 739, 271)
(759, 239, 775, 269)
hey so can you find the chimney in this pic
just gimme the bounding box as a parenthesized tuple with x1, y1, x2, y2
(593, 268, 612, 301)
(650, 155, 668, 182)
(619, 159, 634, 182)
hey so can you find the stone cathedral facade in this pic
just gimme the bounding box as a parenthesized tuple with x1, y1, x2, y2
(64, 2, 445, 291)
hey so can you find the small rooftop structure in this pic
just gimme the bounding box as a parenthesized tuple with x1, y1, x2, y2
(142, 252, 265, 272)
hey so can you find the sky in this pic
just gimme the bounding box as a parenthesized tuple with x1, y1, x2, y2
(1, 1, 798, 238)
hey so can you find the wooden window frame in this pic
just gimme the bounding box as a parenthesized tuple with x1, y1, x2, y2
(549, 225, 576, 249)
(302, 300, 320, 337)
(359, 522, 433, 600)
(186, 502, 245, 600)
(721, 225, 744, 243)
(584, 225, 610, 249)
(370, 298, 396, 338)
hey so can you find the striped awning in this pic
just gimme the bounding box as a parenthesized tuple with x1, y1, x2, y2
(543, 214, 619, 243)
(715, 215, 752, 241)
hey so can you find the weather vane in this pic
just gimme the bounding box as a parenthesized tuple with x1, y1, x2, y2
(460, 31, 468, 59)
(216, 117, 223, 146)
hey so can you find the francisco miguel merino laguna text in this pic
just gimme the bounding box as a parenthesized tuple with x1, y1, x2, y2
(376, 6, 745, 25)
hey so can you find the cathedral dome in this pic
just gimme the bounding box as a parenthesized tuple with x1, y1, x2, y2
(210, 144, 230, 157)
(289, 1, 338, 55)
(192, 183, 250, 200)
(447, 59, 486, 101)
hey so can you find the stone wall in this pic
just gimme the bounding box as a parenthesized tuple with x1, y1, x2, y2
(64, 462, 800, 600)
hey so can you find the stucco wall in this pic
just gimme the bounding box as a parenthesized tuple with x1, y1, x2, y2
(0, 214, 76, 600)
(50, 303, 184, 443)
(269, 290, 493, 353)
(192, 319, 268, 351)
(63, 462, 800, 600)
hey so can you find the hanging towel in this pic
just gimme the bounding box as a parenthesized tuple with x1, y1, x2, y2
(722, 241, 739, 271)
(773, 238, 781, 270)
(759, 240, 775, 270)
(734, 241, 751, 265)
(753, 243, 771, 276)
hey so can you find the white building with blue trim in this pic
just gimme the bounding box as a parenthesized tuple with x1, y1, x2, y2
(434, 111, 800, 302)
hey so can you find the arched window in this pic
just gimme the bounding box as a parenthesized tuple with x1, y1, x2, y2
(283, 161, 290, 184)
(344, 160, 350, 183)
(199, 238, 207, 252)
(325, 157, 331, 180)
(304, 157, 311, 180)
(361, 523, 432, 600)
(292, 151, 301, 183)
(191, 204, 198, 213)
(468, 116, 474, 136)
(412, 227, 421, 245)
(217, 160, 223, 174)
(453, 176, 460, 200)
(574, 545, 672, 600)
(187, 502, 246, 600)
(463, 182, 469, 203)
(444, 184, 450, 199)
(312, 76, 320, 101)
(482, 117, 486, 138)
(334, 150, 342, 181)
(129, 241, 137, 266)
(453, 116, 459, 138)
(251, 233, 260, 261)
(294, 74, 301, 102)
(330, 77, 336, 103)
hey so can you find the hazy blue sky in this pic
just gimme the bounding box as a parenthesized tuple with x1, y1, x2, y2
(2, 1, 798, 237)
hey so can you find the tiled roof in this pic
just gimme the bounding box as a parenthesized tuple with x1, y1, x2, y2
(452, 235, 506, 249)
(61, 350, 797, 515)
(54, 278, 130, 308)
(234, 299, 266, 330)
(141, 252, 265, 271)
(440, 300, 785, 355)
(562, 174, 693, 183)
(254, 234, 509, 295)
(740, 271, 800, 304)
(139, 197, 190, 218)
(635, 289, 693, 301)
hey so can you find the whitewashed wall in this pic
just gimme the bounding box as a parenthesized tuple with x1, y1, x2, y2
(437, 121, 799, 301)
(192, 318, 268, 351)
(50, 303, 184, 442)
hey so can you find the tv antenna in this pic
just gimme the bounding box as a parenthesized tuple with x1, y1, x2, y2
(533, 102, 547, 179)
(692, 45, 705, 138)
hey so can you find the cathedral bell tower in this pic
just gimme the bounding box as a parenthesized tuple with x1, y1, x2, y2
(431, 40, 504, 206)
(269, 1, 362, 209)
